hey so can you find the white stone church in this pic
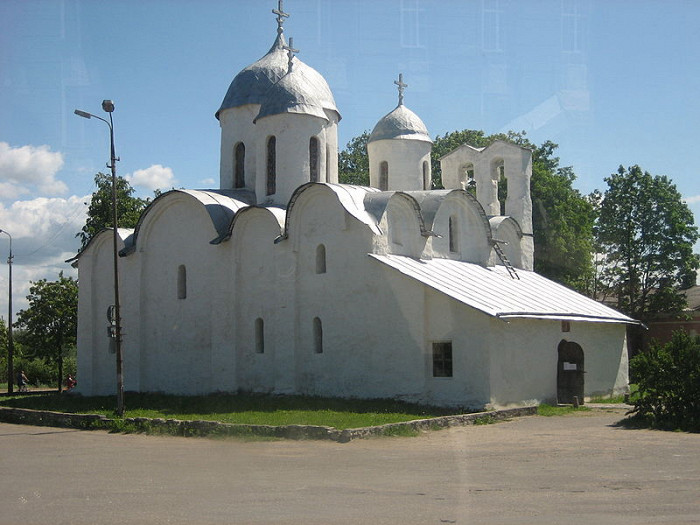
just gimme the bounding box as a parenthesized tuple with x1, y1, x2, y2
(72, 4, 634, 408)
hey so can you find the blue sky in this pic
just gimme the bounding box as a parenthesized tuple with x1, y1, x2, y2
(1, 0, 699, 316)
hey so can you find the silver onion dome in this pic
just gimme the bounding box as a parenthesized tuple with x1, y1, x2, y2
(368, 104, 432, 143)
(216, 34, 340, 121)
(254, 64, 339, 123)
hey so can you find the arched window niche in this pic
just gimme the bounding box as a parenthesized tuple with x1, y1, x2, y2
(379, 161, 389, 191)
(234, 142, 245, 189)
(316, 244, 327, 274)
(313, 317, 323, 354)
(177, 265, 187, 300)
(266, 136, 276, 196)
(309, 137, 320, 183)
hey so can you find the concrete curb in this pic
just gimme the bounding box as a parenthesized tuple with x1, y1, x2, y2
(0, 406, 537, 442)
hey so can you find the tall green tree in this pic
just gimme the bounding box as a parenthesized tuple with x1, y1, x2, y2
(15, 273, 78, 392)
(338, 131, 371, 186)
(595, 165, 699, 320)
(78, 172, 148, 249)
(338, 129, 595, 291)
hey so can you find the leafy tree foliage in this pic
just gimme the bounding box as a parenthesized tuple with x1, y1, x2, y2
(595, 165, 699, 320)
(338, 129, 595, 291)
(629, 330, 700, 431)
(78, 172, 148, 249)
(338, 131, 371, 185)
(14, 273, 78, 391)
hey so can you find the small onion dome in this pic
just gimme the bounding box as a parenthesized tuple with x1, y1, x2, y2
(216, 34, 340, 121)
(368, 104, 432, 144)
(254, 65, 340, 123)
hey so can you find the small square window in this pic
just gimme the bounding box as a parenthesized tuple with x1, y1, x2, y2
(561, 321, 571, 332)
(432, 342, 453, 377)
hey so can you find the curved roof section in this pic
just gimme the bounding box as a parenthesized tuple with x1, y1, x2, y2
(368, 104, 432, 144)
(216, 34, 340, 121)
(121, 189, 256, 255)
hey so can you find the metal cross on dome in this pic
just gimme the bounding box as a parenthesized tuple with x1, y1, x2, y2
(283, 37, 299, 73)
(395, 73, 408, 105)
(273, 0, 289, 35)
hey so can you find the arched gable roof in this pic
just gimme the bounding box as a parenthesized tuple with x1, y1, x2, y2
(218, 205, 286, 245)
(279, 182, 383, 241)
(489, 216, 523, 239)
(121, 189, 255, 255)
(66, 227, 134, 267)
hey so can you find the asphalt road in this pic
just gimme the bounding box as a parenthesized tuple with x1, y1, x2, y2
(1, 407, 698, 525)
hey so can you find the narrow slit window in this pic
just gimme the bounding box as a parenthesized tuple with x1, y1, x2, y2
(313, 317, 323, 354)
(432, 341, 453, 377)
(177, 265, 187, 300)
(309, 137, 320, 182)
(316, 244, 326, 274)
(255, 318, 265, 354)
(379, 161, 389, 191)
(266, 136, 276, 196)
(423, 161, 430, 190)
(448, 216, 458, 253)
(234, 142, 245, 188)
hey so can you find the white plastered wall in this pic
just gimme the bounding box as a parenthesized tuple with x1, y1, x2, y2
(487, 318, 629, 407)
(135, 194, 228, 394)
(230, 207, 284, 393)
(253, 112, 338, 206)
(218, 105, 260, 191)
(368, 138, 432, 191)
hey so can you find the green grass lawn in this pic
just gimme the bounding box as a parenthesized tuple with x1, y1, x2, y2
(0, 392, 464, 430)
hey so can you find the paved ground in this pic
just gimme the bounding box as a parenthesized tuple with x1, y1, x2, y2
(1, 407, 698, 525)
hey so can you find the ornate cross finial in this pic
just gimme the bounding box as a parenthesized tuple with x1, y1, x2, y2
(395, 73, 408, 105)
(283, 37, 299, 73)
(273, 0, 289, 35)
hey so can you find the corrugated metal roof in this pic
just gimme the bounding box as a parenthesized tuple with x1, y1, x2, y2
(369, 254, 638, 325)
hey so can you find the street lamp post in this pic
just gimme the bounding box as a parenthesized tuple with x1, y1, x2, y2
(74, 100, 124, 416)
(0, 229, 13, 394)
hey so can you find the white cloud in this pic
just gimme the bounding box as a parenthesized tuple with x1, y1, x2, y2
(126, 164, 176, 191)
(200, 178, 216, 186)
(0, 142, 67, 197)
(684, 195, 700, 204)
(0, 195, 87, 316)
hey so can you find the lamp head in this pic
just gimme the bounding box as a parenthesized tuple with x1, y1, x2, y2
(74, 109, 92, 119)
(102, 100, 115, 113)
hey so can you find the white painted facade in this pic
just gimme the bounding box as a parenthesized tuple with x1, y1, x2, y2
(72, 8, 634, 408)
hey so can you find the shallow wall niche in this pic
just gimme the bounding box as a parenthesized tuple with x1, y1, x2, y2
(177, 264, 187, 299)
(255, 318, 264, 354)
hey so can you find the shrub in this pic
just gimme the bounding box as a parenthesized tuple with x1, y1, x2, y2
(629, 330, 700, 431)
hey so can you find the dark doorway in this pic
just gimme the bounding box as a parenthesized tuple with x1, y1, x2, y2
(557, 340, 584, 404)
